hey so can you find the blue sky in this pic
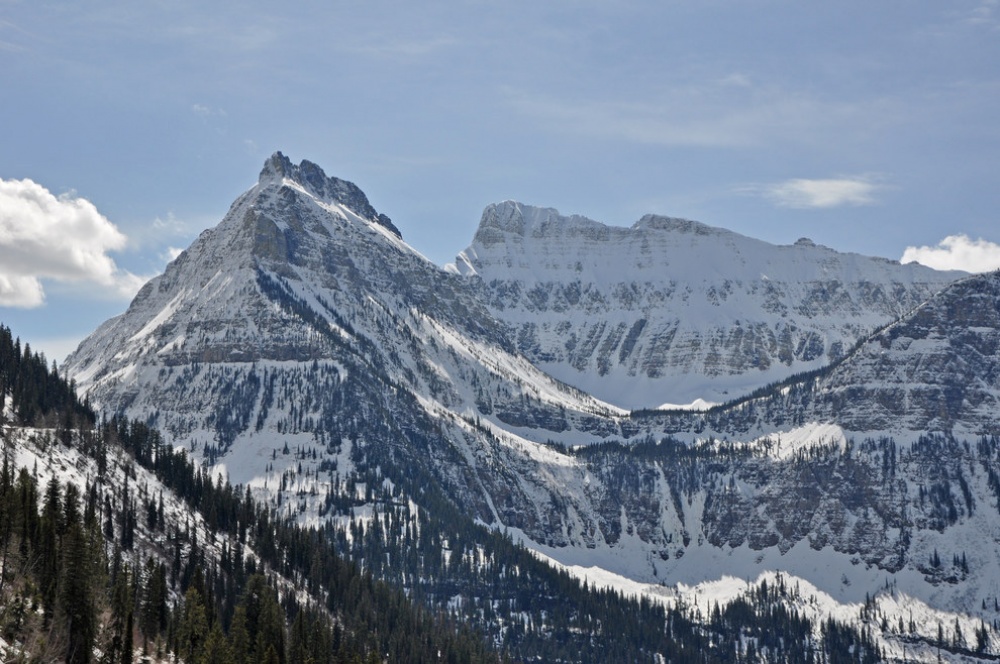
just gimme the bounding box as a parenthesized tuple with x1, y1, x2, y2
(2, 0, 999, 362)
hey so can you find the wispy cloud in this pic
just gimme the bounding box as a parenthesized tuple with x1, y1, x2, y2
(0, 178, 144, 307)
(504, 83, 880, 150)
(505, 89, 755, 148)
(192, 103, 226, 118)
(964, 0, 1000, 27)
(340, 35, 461, 60)
(753, 176, 885, 209)
(901, 234, 1000, 272)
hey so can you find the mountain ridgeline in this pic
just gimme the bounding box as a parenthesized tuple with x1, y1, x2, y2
(59, 153, 1000, 661)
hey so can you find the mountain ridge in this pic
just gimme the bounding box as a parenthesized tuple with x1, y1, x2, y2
(453, 199, 964, 409)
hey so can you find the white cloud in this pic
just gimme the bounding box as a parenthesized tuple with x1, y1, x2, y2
(164, 246, 185, 262)
(901, 234, 1000, 273)
(0, 274, 45, 308)
(758, 177, 882, 209)
(0, 178, 143, 308)
(965, 0, 999, 27)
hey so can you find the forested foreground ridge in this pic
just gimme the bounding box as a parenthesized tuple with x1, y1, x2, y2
(0, 322, 902, 662)
(0, 323, 499, 663)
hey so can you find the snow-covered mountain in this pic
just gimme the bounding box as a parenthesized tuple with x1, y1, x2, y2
(64, 152, 627, 530)
(64, 153, 1000, 660)
(452, 201, 963, 409)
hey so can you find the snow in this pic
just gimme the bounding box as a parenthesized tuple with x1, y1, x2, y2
(516, 530, 996, 662)
(748, 422, 849, 460)
(657, 398, 719, 412)
(56, 155, 1000, 662)
(128, 289, 188, 343)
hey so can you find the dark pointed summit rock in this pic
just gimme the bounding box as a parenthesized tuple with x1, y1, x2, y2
(259, 151, 401, 238)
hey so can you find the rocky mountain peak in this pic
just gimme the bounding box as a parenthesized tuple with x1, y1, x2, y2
(471, 201, 604, 247)
(257, 151, 401, 238)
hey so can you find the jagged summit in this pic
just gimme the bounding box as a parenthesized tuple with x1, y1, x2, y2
(258, 151, 401, 238)
(469, 201, 603, 246)
(65, 153, 614, 466)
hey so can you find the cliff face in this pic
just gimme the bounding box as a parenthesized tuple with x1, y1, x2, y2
(453, 201, 963, 409)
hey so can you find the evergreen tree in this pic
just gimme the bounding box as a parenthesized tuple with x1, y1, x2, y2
(62, 483, 96, 664)
(39, 475, 61, 623)
(179, 586, 210, 664)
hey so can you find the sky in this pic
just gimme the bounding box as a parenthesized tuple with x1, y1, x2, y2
(1, 0, 999, 363)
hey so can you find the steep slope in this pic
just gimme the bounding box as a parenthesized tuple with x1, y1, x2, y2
(452, 202, 963, 409)
(0, 333, 502, 664)
(805, 270, 1000, 436)
(550, 271, 1000, 621)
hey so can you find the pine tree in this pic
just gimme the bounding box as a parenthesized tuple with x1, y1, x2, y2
(229, 605, 251, 664)
(179, 586, 210, 664)
(201, 622, 232, 664)
(62, 483, 97, 664)
(39, 476, 61, 623)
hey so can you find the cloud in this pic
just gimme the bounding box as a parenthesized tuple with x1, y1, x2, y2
(0, 178, 143, 307)
(505, 88, 764, 148)
(755, 176, 882, 209)
(192, 103, 226, 118)
(964, 0, 1000, 27)
(901, 234, 1000, 273)
(163, 246, 185, 262)
(0, 274, 45, 308)
(504, 83, 883, 150)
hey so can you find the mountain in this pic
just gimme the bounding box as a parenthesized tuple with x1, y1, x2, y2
(796, 270, 1000, 436)
(452, 201, 963, 409)
(63, 153, 1000, 660)
(67, 152, 619, 458)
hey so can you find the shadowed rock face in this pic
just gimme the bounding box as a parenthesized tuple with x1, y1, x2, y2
(805, 271, 1000, 435)
(454, 201, 963, 409)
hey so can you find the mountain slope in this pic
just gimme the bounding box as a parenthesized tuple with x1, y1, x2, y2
(649, 270, 1000, 440)
(452, 201, 963, 409)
